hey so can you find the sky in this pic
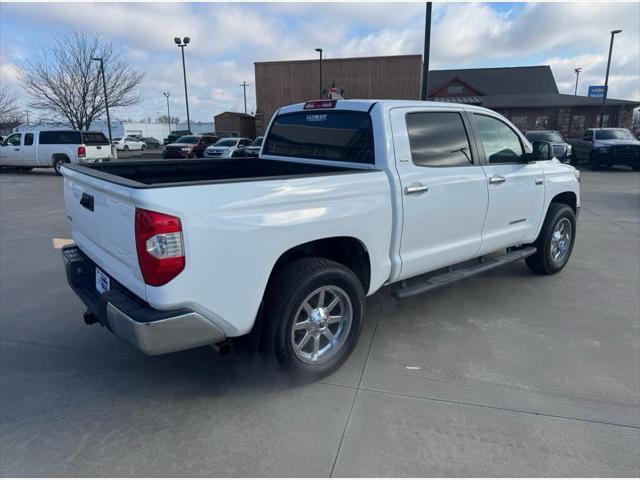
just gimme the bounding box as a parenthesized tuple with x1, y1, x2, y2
(1, 1, 639, 123)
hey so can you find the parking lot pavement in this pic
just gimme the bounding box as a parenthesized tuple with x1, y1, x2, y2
(1, 167, 638, 476)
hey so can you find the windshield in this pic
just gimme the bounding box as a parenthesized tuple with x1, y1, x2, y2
(526, 131, 564, 142)
(215, 139, 237, 147)
(175, 136, 199, 144)
(595, 129, 635, 140)
(254, 137, 263, 147)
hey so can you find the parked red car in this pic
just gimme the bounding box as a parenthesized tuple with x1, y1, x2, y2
(163, 134, 218, 159)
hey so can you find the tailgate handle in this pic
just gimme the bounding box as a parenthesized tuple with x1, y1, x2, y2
(80, 192, 94, 212)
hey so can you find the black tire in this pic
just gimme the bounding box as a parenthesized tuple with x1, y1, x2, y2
(52, 157, 69, 176)
(632, 165, 640, 171)
(262, 257, 364, 381)
(526, 203, 576, 275)
(589, 152, 601, 170)
(124, 145, 129, 151)
(141, 145, 146, 151)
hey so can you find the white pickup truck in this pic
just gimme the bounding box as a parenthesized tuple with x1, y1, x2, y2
(0, 129, 112, 175)
(61, 100, 580, 380)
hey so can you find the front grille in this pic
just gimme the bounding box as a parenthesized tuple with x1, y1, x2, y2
(613, 145, 640, 160)
(552, 145, 566, 157)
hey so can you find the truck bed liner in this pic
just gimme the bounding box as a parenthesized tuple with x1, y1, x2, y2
(64, 158, 367, 188)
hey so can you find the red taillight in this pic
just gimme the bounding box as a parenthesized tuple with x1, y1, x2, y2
(78, 146, 86, 157)
(303, 100, 337, 110)
(135, 208, 185, 286)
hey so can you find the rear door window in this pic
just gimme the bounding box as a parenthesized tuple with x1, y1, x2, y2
(24, 133, 34, 146)
(264, 110, 374, 164)
(82, 132, 110, 145)
(39, 131, 82, 145)
(406, 112, 474, 167)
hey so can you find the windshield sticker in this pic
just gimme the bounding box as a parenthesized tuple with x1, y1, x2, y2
(306, 114, 328, 122)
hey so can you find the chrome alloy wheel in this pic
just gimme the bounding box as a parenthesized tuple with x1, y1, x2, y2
(290, 285, 353, 364)
(550, 218, 572, 262)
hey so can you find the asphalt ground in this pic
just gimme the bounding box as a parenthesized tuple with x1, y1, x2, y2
(0, 165, 638, 476)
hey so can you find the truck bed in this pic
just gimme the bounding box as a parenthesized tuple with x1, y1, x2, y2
(64, 158, 365, 188)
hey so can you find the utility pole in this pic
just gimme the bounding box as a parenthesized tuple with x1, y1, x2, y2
(421, 2, 433, 101)
(315, 48, 323, 99)
(91, 57, 115, 158)
(174, 37, 192, 131)
(574, 68, 582, 95)
(163, 92, 172, 130)
(600, 29, 622, 128)
(240, 82, 249, 114)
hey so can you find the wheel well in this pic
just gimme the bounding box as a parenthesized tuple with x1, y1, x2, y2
(551, 192, 577, 212)
(270, 237, 371, 292)
(51, 154, 70, 165)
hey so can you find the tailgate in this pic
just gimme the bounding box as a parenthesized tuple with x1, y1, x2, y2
(84, 144, 111, 160)
(62, 167, 146, 300)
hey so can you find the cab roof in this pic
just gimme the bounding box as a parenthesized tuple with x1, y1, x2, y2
(277, 99, 496, 115)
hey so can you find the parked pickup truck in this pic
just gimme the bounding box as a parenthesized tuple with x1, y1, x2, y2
(568, 128, 640, 170)
(0, 129, 112, 175)
(61, 100, 581, 380)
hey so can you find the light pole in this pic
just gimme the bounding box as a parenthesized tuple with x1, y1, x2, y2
(174, 36, 191, 132)
(163, 92, 172, 130)
(421, 2, 433, 101)
(315, 48, 323, 99)
(240, 82, 249, 114)
(599, 29, 622, 128)
(574, 67, 582, 96)
(91, 57, 114, 157)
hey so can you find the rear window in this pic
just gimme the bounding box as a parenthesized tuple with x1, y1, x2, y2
(39, 131, 82, 145)
(82, 132, 110, 145)
(264, 110, 374, 164)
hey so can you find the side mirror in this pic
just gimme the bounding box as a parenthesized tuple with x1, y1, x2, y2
(531, 141, 553, 161)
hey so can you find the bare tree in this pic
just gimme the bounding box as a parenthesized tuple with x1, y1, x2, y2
(0, 85, 21, 122)
(21, 32, 143, 130)
(156, 115, 180, 124)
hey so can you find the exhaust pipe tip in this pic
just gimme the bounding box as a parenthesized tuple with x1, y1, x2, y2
(83, 310, 99, 325)
(212, 341, 232, 357)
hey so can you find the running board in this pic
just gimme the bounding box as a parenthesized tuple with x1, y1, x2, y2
(392, 247, 537, 299)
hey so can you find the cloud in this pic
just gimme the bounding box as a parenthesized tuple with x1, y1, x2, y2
(1, 2, 638, 123)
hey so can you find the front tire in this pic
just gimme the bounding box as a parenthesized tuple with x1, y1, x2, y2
(526, 203, 576, 275)
(263, 257, 364, 381)
(124, 145, 129, 151)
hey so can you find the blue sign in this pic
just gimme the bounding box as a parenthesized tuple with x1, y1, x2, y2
(588, 86, 606, 98)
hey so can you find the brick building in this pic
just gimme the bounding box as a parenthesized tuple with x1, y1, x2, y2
(426, 66, 638, 136)
(254, 55, 639, 136)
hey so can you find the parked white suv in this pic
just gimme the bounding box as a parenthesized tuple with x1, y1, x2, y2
(61, 99, 580, 380)
(113, 136, 146, 151)
(203, 137, 252, 158)
(0, 129, 112, 175)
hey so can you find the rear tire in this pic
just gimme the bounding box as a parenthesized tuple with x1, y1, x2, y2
(526, 203, 576, 275)
(262, 257, 364, 382)
(52, 157, 69, 176)
(589, 152, 601, 170)
(632, 165, 640, 171)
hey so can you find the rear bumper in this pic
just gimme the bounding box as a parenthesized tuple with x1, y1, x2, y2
(62, 245, 225, 355)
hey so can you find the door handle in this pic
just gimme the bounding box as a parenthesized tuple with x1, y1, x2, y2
(489, 175, 506, 185)
(404, 184, 429, 195)
(14, 148, 20, 151)
(535, 178, 544, 185)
